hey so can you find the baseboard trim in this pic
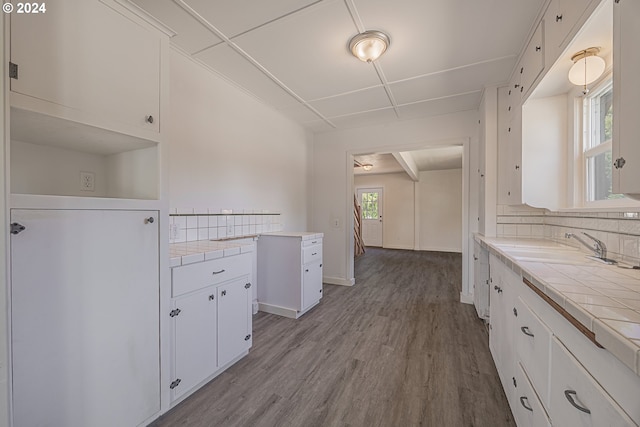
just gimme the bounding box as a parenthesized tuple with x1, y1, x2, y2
(459, 292, 473, 304)
(420, 247, 463, 253)
(323, 276, 355, 286)
(258, 302, 298, 319)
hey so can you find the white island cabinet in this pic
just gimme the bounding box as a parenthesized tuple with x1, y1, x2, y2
(257, 232, 323, 319)
(10, 208, 160, 427)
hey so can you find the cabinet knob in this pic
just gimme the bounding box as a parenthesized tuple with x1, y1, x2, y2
(146, 115, 154, 124)
(145, 217, 154, 224)
(513, 307, 518, 317)
(556, 14, 563, 22)
(221, 290, 227, 296)
(535, 46, 541, 52)
(515, 165, 520, 170)
(305, 269, 309, 273)
(209, 295, 215, 301)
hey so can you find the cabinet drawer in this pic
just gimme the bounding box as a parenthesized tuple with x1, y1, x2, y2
(303, 245, 322, 264)
(172, 253, 251, 297)
(549, 338, 636, 426)
(515, 297, 551, 408)
(514, 362, 552, 427)
(303, 238, 322, 247)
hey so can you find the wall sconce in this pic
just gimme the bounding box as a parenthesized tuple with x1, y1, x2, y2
(362, 164, 373, 171)
(568, 47, 605, 95)
(349, 30, 390, 63)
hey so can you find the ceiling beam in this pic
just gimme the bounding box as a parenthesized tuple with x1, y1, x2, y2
(392, 152, 419, 182)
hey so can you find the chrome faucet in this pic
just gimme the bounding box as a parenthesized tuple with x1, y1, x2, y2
(565, 232, 616, 264)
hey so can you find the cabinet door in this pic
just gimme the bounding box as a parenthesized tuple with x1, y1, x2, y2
(520, 22, 544, 99)
(473, 242, 490, 320)
(613, 0, 640, 197)
(497, 86, 512, 204)
(10, 209, 160, 427)
(10, 0, 160, 133)
(549, 338, 636, 426)
(218, 278, 251, 367)
(514, 363, 552, 427)
(506, 109, 523, 204)
(302, 261, 323, 311)
(545, 0, 594, 51)
(172, 287, 217, 400)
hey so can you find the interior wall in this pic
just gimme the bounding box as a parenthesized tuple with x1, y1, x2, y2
(354, 173, 415, 250)
(311, 110, 478, 286)
(168, 48, 311, 231)
(417, 169, 463, 252)
(10, 140, 108, 197)
(1, 13, 9, 425)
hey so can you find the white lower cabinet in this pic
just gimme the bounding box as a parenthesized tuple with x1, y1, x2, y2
(170, 253, 253, 404)
(488, 252, 640, 427)
(514, 362, 552, 427)
(10, 208, 160, 427)
(257, 232, 323, 318)
(514, 297, 551, 407)
(549, 338, 636, 426)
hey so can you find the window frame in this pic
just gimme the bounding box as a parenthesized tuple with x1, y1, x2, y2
(572, 73, 638, 209)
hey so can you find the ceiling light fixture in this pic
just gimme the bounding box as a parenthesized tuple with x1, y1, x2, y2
(362, 163, 373, 171)
(568, 47, 605, 95)
(349, 30, 390, 63)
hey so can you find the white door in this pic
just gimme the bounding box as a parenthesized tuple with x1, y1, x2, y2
(357, 188, 383, 247)
(10, 209, 160, 427)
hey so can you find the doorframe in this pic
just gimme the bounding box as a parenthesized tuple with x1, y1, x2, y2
(355, 186, 383, 247)
(345, 137, 472, 303)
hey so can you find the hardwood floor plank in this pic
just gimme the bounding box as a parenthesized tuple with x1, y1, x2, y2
(151, 248, 515, 427)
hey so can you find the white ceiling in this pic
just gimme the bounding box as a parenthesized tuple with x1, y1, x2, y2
(130, 0, 547, 132)
(354, 145, 463, 177)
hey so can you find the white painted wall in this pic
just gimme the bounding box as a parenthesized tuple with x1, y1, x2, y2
(355, 173, 415, 250)
(312, 110, 478, 289)
(0, 14, 9, 425)
(417, 169, 463, 252)
(168, 49, 311, 231)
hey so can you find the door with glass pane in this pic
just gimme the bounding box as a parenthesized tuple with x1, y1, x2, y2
(357, 188, 383, 247)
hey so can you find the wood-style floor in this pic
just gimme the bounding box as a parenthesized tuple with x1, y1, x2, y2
(152, 248, 515, 427)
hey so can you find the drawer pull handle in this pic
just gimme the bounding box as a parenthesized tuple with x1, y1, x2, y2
(312, 252, 317, 256)
(221, 290, 227, 296)
(212, 269, 226, 275)
(311, 241, 318, 244)
(564, 390, 591, 414)
(519, 396, 533, 412)
(521, 326, 534, 337)
(209, 295, 215, 301)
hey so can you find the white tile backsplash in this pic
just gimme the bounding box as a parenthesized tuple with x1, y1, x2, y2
(169, 211, 282, 243)
(496, 205, 640, 264)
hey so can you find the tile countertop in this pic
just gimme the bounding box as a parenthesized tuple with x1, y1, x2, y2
(169, 239, 256, 268)
(475, 235, 640, 376)
(259, 231, 324, 240)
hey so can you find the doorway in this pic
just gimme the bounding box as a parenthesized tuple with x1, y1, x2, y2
(356, 187, 383, 247)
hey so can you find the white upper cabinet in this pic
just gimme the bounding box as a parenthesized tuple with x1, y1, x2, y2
(520, 22, 545, 100)
(10, 0, 163, 142)
(544, 0, 595, 60)
(612, 0, 640, 198)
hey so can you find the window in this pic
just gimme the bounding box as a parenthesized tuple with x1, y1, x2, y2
(360, 192, 379, 220)
(582, 78, 623, 202)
